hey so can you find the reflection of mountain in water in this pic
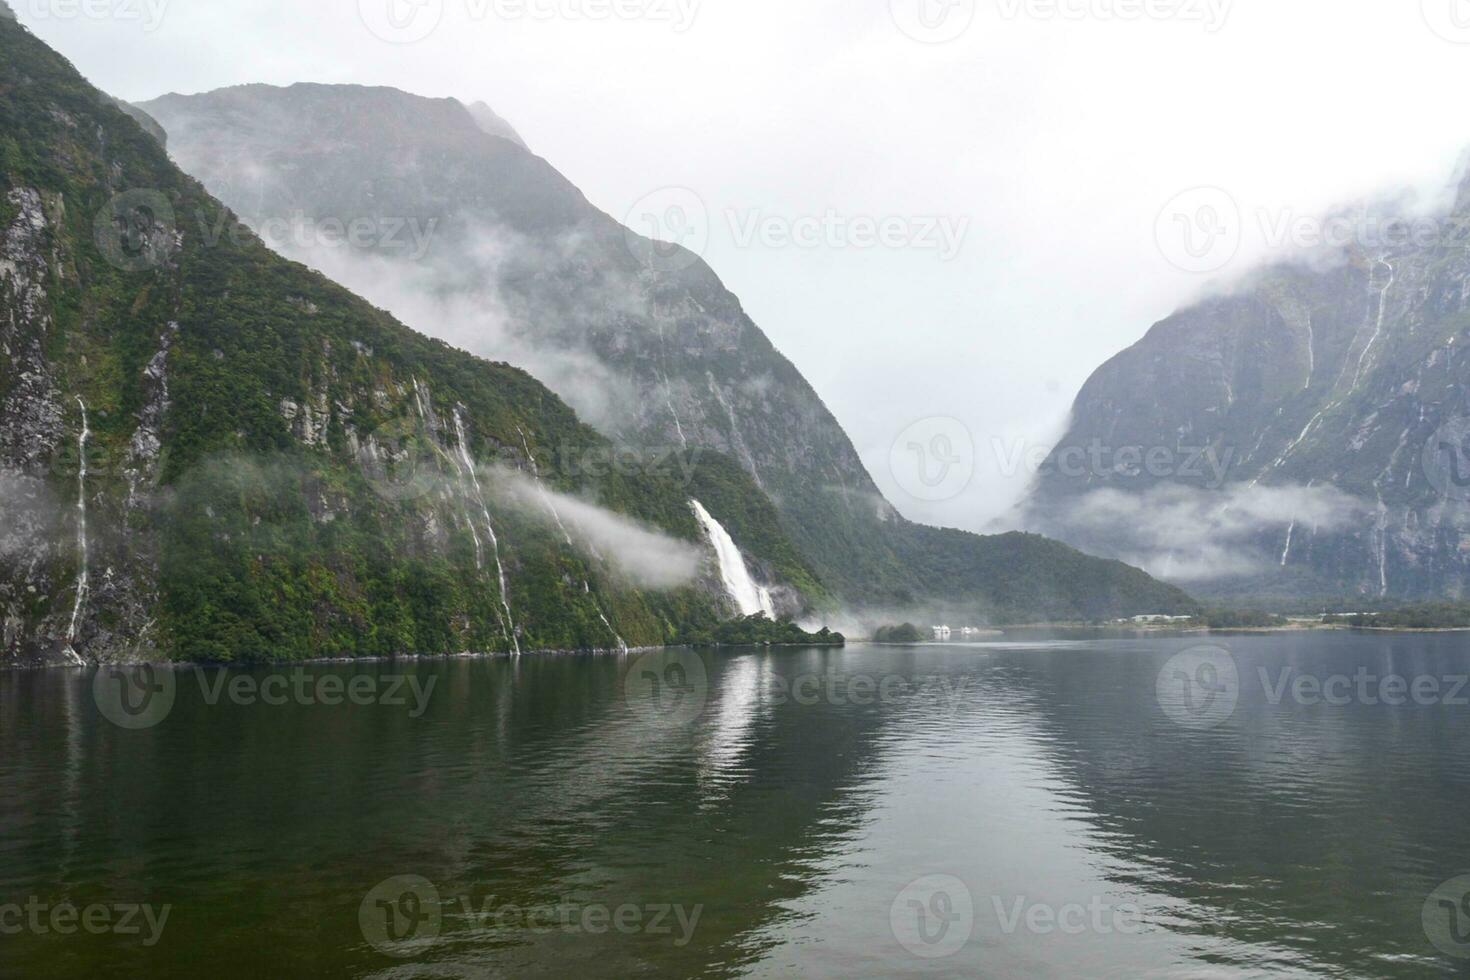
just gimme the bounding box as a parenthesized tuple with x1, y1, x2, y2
(0, 652, 896, 978)
(991, 632, 1470, 977)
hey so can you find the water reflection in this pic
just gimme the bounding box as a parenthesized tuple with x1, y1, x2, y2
(1, 636, 1467, 977)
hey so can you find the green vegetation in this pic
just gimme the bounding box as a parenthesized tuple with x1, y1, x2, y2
(1324, 604, 1470, 630)
(873, 623, 923, 643)
(680, 615, 845, 648)
(0, 17, 817, 663)
(1198, 609, 1289, 629)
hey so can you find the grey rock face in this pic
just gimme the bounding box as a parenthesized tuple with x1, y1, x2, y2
(1025, 183, 1470, 600)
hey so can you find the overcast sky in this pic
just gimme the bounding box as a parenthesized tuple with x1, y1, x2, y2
(17, 0, 1470, 530)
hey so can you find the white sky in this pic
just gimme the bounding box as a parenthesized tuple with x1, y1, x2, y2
(17, 0, 1470, 530)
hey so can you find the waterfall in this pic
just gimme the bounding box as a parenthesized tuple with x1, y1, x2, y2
(63, 396, 89, 666)
(691, 499, 775, 618)
(452, 408, 520, 656)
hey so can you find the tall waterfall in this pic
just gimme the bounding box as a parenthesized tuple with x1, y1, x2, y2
(691, 499, 775, 618)
(63, 396, 90, 666)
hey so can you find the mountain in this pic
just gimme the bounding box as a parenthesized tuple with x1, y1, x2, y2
(1023, 172, 1470, 601)
(137, 83, 1197, 620)
(0, 15, 819, 666)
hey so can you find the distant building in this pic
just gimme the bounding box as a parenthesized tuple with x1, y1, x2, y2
(1130, 614, 1193, 624)
(932, 625, 952, 639)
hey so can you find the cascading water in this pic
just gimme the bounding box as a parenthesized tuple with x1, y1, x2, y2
(63, 396, 89, 666)
(452, 408, 520, 656)
(690, 499, 775, 618)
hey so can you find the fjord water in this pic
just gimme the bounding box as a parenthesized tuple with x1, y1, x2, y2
(3, 634, 1469, 977)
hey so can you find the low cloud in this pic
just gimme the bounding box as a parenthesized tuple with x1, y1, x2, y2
(1029, 482, 1368, 582)
(486, 464, 701, 590)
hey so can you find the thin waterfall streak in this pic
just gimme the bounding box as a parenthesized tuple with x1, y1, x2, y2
(64, 396, 90, 666)
(519, 427, 627, 653)
(454, 409, 519, 655)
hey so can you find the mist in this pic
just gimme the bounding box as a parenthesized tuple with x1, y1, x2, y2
(1028, 482, 1369, 582)
(485, 463, 702, 589)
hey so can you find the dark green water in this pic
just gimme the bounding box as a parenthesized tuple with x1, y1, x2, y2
(3, 632, 1470, 977)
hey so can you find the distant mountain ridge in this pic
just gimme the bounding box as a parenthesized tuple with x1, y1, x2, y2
(1023, 166, 1470, 601)
(139, 83, 1197, 620)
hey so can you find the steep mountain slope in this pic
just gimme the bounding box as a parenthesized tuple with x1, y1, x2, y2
(0, 16, 804, 666)
(138, 83, 1197, 618)
(1024, 176, 1470, 600)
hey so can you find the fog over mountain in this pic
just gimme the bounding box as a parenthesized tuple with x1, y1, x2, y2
(17, 0, 1470, 533)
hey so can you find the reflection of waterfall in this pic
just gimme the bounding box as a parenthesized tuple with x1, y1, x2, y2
(518, 427, 628, 654)
(691, 499, 775, 618)
(452, 408, 519, 655)
(64, 397, 90, 666)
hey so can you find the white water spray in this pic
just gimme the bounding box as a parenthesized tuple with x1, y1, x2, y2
(63, 396, 89, 666)
(691, 499, 775, 618)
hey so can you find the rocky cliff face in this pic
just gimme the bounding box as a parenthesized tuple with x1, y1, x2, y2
(1024, 175, 1470, 600)
(1, 18, 783, 665)
(138, 84, 1198, 619)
